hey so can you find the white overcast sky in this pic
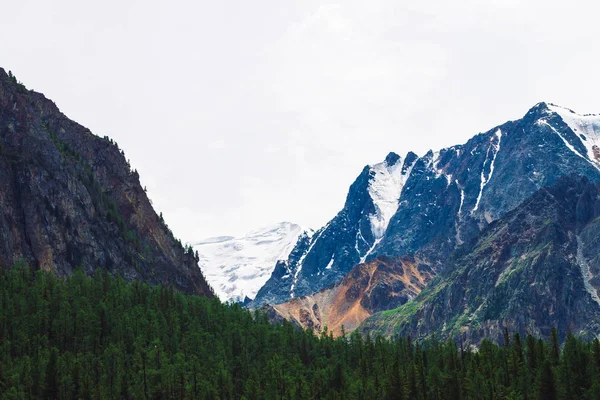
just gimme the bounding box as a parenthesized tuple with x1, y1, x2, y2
(2, 0, 599, 241)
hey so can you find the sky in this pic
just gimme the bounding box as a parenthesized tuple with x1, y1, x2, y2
(1, 0, 599, 242)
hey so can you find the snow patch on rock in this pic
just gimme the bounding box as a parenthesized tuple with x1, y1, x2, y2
(539, 119, 595, 169)
(367, 156, 413, 239)
(548, 103, 600, 167)
(473, 129, 502, 213)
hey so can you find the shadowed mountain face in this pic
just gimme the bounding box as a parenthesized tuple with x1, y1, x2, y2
(0, 68, 212, 296)
(263, 256, 433, 337)
(253, 102, 600, 308)
(361, 176, 600, 345)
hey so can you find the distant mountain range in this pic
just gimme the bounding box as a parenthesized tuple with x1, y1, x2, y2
(192, 222, 311, 302)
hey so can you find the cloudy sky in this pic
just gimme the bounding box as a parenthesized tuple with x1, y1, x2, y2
(2, 0, 599, 241)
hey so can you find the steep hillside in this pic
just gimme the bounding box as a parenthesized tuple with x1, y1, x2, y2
(361, 176, 600, 345)
(0, 68, 212, 296)
(193, 222, 311, 302)
(264, 256, 433, 336)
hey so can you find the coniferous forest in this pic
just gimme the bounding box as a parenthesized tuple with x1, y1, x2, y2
(1, 264, 600, 400)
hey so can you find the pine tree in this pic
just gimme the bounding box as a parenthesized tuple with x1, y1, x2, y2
(387, 357, 404, 400)
(526, 334, 537, 373)
(44, 348, 60, 400)
(536, 361, 557, 400)
(550, 328, 560, 365)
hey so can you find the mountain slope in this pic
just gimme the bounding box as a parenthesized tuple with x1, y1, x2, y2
(264, 256, 433, 336)
(361, 176, 600, 344)
(0, 68, 212, 296)
(253, 102, 600, 308)
(192, 222, 311, 302)
(251, 152, 417, 307)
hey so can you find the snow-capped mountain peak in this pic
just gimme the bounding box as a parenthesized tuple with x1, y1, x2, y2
(192, 222, 312, 302)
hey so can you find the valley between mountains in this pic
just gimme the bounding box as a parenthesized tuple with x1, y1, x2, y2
(1, 64, 600, 347)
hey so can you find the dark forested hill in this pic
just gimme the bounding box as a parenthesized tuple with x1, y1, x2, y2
(0, 68, 211, 296)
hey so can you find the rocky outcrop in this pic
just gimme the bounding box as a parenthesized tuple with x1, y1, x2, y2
(0, 68, 212, 296)
(265, 256, 433, 336)
(361, 176, 600, 345)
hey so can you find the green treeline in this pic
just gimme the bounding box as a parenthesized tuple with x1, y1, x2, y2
(1, 265, 600, 399)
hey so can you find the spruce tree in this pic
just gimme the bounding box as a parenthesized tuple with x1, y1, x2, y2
(536, 361, 557, 400)
(44, 348, 59, 400)
(550, 328, 560, 365)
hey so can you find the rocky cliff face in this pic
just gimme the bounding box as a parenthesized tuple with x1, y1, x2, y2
(253, 102, 600, 308)
(0, 68, 212, 296)
(361, 176, 600, 345)
(251, 152, 418, 307)
(264, 255, 433, 337)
